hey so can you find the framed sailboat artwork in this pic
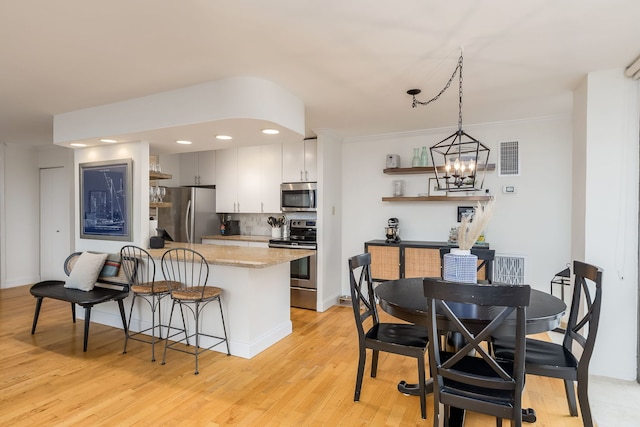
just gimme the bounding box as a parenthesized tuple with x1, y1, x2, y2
(79, 158, 132, 241)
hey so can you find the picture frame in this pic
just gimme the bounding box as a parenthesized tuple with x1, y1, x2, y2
(457, 206, 475, 223)
(79, 159, 133, 241)
(428, 177, 447, 196)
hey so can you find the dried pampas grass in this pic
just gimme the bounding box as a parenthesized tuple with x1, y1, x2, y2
(457, 198, 495, 250)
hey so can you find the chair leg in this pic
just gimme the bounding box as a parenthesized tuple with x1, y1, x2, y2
(31, 297, 43, 334)
(161, 300, 177, 366)
(82, 306, 92, 352)
(370, 349, 379, 378)
(123, 293, 137, 354)
(150, 297, 158, 362)
(354, 346, 366, 401)
(417, 354, 426, 419)
(435, 402, 444, 427)
(71, 302, 76, 323)
(179, 303, 190, 346)
(563, 379, 578, 416)
(217, 297, 230, 355)
(577, 376, 594, 427)
(194, 301, 200, 375)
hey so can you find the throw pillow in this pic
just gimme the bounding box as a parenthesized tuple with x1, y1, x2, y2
(64, 252, 108, 291)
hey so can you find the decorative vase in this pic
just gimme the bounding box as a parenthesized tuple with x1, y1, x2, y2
(412, 148, 421, 167)
(443, 248, 478, 283)
(420, 146, 428, 167)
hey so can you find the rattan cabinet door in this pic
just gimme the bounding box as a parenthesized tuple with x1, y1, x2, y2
(403, 247, 441, 278)
(366, 245, 400, 281)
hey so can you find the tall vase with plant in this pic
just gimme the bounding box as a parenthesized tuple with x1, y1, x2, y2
(444, 199, 495, 283)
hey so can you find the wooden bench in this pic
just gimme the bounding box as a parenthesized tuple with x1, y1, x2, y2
(30, 252, 131, 351)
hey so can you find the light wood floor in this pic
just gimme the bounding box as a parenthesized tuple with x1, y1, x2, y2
(1, 285, 586, 426)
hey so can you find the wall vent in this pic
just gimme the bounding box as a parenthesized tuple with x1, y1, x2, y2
(494, 254, 525, 284)
(499, 141, 520, 176)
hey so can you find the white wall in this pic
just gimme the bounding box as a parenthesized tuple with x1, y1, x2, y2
(341, 117, 573, 296)
(74, 141, 150, 253)
(316, 130, 343, 311)
(574, 69, 639, 380)
(2, 144, 40, 287)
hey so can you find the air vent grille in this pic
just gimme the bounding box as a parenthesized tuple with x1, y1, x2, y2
(499, 141, 520, 176)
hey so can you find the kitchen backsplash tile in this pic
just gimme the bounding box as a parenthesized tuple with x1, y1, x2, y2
(223, 212, 316, 236)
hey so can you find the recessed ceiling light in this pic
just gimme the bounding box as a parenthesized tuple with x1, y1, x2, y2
(100, 138, 118, 143)
(176, 140, 192, 145)
(262, 128, 279, 135)
(216, 135, 232, 140)
(70, 143, 86, 147)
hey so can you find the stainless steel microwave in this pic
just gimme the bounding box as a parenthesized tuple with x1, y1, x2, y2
(281, 182, 317, 212)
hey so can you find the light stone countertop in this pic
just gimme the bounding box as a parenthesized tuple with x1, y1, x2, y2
(200, 235, 272, 243)
(147, 242, 313, 268)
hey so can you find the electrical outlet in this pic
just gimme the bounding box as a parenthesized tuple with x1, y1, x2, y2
(502, 185, 516, 194)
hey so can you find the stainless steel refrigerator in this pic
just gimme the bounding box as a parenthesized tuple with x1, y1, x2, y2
(156, 186, 220, 243)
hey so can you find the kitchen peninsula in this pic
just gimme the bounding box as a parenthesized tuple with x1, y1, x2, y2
(145, 242, 314, 359)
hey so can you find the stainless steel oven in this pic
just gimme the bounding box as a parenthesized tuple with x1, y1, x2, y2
(268, 219, 317, 310)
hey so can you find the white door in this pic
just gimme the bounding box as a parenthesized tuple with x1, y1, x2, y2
(40, 167, 70, 280)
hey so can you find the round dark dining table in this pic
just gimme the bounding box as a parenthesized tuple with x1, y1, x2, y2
(376, 278, 566, 334)
(375, 278, 567, 426)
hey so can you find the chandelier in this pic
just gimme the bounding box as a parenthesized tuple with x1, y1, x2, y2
(407, 51, 490, 192)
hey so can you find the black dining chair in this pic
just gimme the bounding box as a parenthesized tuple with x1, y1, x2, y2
(492, 260, 603, 426)
(423, 277, 531, 427)
(348, 253, 429, 419)
(439, 247, 495, 283)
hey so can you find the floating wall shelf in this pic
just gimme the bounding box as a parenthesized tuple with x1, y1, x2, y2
(382, 195, 492, 202)
(383, 164, 496, 175)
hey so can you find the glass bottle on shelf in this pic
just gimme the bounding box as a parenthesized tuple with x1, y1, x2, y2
(420, 146, 428, 166)
(412, 148, 420, 167)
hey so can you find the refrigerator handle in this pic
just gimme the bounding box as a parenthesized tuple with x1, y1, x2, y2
(185, 199, 192, 243)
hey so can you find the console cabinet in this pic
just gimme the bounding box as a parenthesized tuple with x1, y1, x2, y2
(364, 240, 488, 282)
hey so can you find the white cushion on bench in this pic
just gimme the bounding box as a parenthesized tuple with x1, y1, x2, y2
(64, 252, 108, 291)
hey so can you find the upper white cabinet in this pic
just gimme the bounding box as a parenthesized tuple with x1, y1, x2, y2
(237, 146, 262, 213)
(215, 148, 239, 212)
(259, 143, 283, 212)
(282, 138, 317, 182)
(180, 150, 216, 186)
(216, 144, 282, 213)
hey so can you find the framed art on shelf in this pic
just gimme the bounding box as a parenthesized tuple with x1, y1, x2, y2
(457, 206, 475, 222)
(428, 177, 447, 196)
(79, 158, 133, 241)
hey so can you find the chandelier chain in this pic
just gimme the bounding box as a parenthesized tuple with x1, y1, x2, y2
(411, 54, 464, 112)
(458, 54, 463, 131)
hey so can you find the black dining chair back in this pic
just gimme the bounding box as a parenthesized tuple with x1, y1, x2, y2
(493, 260, 603, 426)
(439, 247, 496, 283)
(423, 277, 531, 427)
(348, 253, 429, 419)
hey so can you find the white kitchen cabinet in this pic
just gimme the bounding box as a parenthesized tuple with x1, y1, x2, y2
(216, 144, 282, 213)
(215, 148, 238, 212)
(237, 146, 262, 213)
(282, 138, 317, 182)
(260, 143, 283, 212)
(180, 150, 216, 186)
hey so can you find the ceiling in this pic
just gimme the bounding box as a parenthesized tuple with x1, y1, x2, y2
(2, 1, 639, 154)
